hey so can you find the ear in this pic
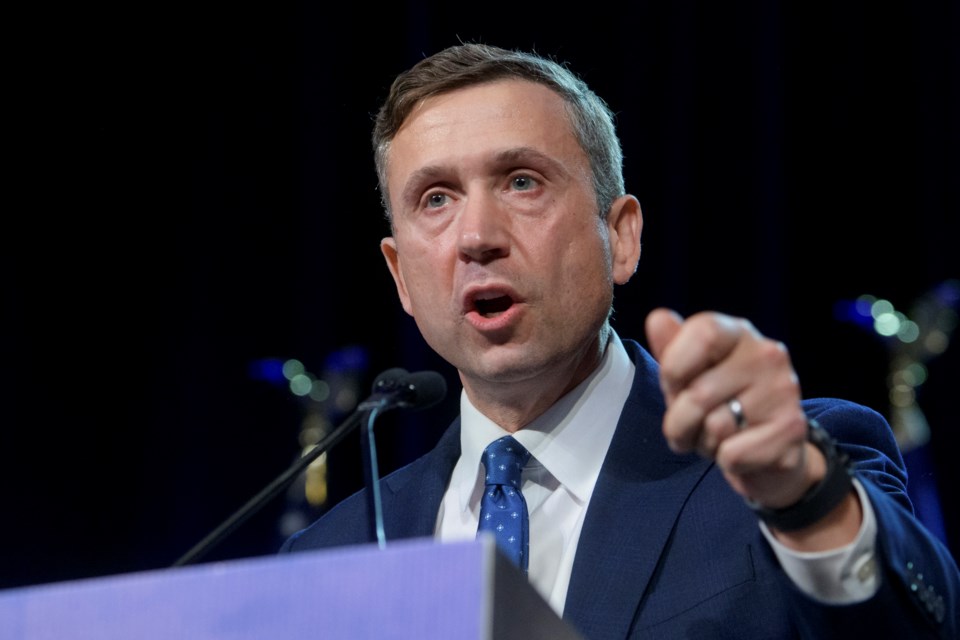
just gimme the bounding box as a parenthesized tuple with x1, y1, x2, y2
(606, 195, 643, 285)
(380, 237, 414, 316)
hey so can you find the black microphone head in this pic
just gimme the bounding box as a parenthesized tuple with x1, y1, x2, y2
(398, 370, 447, 411)
(372, 367, 409, 393)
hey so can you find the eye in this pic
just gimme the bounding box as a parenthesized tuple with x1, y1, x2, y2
(510, 175, 538, 191)
(425, 192, 449, 208)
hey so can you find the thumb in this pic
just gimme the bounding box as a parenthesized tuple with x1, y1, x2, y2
(644, 307, 684, 362)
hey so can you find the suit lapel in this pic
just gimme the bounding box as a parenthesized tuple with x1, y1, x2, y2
(381, 418, 463, 539)
(563, 341, 713, 638)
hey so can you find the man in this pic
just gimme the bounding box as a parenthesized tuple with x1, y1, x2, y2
(281, 43, 959, 638)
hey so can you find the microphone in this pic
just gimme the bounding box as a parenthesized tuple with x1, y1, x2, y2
(359, 368, 447, 412)
(171, 367, 447, 567)
(358, 368, 447, 547)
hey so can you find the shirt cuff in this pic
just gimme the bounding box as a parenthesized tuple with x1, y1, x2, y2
(759, 478, 879, 604)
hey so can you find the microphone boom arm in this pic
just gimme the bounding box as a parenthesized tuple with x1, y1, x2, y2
(171, 408, 365, 567)
(171, 367, 445, 568)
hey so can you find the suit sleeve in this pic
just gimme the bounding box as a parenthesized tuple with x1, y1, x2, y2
(789, 398, 960, 638)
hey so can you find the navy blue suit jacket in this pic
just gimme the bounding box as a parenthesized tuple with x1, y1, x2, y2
(280, 339, 959, 639)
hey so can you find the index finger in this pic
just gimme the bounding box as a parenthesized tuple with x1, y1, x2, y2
(650, 311, 746, 395)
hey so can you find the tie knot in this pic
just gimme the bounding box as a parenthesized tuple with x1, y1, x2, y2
(481, 436, 531, 488)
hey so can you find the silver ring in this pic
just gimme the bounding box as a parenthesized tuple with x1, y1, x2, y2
(728, 398, 747, 430)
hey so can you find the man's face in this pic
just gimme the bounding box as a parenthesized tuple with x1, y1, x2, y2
(381, 79, 638, 391)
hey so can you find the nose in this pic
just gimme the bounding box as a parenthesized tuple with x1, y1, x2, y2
(456, 190, 510, 263)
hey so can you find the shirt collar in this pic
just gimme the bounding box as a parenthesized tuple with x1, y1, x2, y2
(455, 330, 636, 511)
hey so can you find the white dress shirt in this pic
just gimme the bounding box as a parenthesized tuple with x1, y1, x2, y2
(435, 331, 879, 616)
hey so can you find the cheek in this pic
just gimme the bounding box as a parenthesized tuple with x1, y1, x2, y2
(555, 234, 614, 304)
(395, 239, 454, 307)
(561, 219, 612, 277)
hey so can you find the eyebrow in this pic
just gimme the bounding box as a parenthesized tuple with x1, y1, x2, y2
(399, 165, 447, 207)
(492, 147, 567, 176)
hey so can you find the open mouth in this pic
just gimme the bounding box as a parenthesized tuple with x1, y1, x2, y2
(474, 295, 513, 318)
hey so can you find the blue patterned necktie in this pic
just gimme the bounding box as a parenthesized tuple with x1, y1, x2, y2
(477, 436, 532, 574)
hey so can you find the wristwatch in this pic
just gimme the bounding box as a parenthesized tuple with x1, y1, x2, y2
(749, 419, 854, 531)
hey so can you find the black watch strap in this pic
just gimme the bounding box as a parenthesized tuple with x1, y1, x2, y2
(749, 419, 854, 532)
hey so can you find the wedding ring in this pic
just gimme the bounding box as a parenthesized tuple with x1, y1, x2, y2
(728, 398, 747, 430)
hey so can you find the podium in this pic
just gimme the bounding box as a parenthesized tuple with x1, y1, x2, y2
(0, 536, 584, 639)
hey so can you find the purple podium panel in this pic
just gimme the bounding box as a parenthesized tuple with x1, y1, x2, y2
(0, 536, 583, 640)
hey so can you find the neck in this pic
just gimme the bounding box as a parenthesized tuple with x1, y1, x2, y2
(462, 326, 612, 432)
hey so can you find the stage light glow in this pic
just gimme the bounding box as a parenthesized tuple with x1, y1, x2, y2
(924, 330, 949, 355)
(282, 359, 305, 380)
(874, 309, 901, 337)
(289, 373, 313, 396)
(896, 320, 920, 343)
(855, 294, 876, 317)
(889, 384, 916, 407)
(308, 379, 330, 402)
(870, 298, 894, 319)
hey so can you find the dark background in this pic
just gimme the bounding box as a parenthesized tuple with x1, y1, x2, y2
(3, 1, 958, 590)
